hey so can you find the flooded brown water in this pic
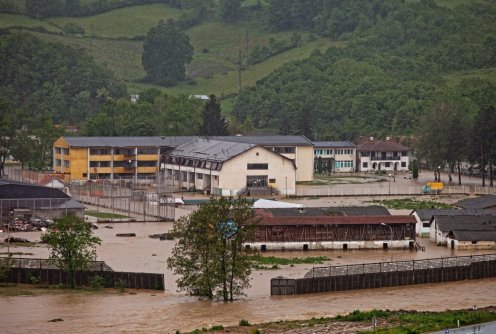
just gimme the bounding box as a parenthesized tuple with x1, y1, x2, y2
(1, 222, 495, 333)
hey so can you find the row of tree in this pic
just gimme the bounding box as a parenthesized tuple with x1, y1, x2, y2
(416, 81, 496, 187)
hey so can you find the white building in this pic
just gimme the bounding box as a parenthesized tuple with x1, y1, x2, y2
(312, 141, 356, 172)
(161, 138, 297, 196)
(357, 138, 410, 172)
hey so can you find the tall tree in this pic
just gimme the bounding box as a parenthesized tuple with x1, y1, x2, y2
(0, 92, 25, 178)
(167, 197, 257, 301)
(416, 101, 470, 184)
(218, 0, 243, 22)
(142, 20, 194, 86)
(41, 215, 101, 289)
(200, 94, 229, 136)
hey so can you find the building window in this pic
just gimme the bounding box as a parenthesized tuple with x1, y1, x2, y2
(247, 163, 268, 170)
(138, 148, 157, 155)
(55, 148, 61, 154)
(137, 161, 157, 167)
(361, 151, 370, 157)
(196, 173, 203, 179)
(401, 151, 408, 156)
(385, 162, 391, 167)
(401, 162, 406, 168)
(363, 162, 368, 168)
(55, 159, 61, 166)
(274, 147, 295, 154)
(269, 178, 276, 183)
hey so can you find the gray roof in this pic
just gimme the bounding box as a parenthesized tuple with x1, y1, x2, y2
(312, 141, 356, 148)
(209, 135, 313, 146)
(452, 195, 496, 210)
(449, 230, 496, 241)
(256, 206, 390, 217)
(412, 209, 496, 221)
(168, 138, 256, 162)
(435, 215, 496, 232)
(63, 136, 195, 148)
(40, 199, 85, 210)
(0, 181, 70, 199)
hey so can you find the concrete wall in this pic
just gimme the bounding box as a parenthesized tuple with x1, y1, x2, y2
(447, 238, 496, 250)
(294, 146, 314, 182)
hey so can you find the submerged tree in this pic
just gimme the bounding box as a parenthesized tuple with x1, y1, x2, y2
(167, 197, 257, 301)
(42, 216, 101, 288)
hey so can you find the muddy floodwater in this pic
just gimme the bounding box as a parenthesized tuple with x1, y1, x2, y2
(1, 222, 495, 333)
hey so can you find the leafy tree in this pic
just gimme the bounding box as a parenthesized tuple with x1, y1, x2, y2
(0, 92, 25, 178)
(41, 215, 101, 289)
(200, 94, 229, 136)
(142, 20, 194, 86)
(416, 101, 470, 184)
(167, 197, 257, 301)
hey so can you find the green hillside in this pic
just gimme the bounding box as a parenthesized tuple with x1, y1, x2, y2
(48, 4, 181, 38)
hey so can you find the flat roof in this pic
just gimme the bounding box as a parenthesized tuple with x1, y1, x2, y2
(209, 135, 313, 146)
(256, 206, 390, 217)
(62, 136, 195, 148)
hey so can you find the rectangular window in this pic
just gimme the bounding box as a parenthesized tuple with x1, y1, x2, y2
(361, 151, 370, 157)
(401, 162, 406, 168)
(247, 163, 268, 170)
(385, 162, 391, 167)
(196, 173, 203, 179)
(274, 147, 295, 154)
(137, 161, 157, 167)
(138, 147, 157, 155)
(63, 160, 70, 167)
(269, 178, 276, 183)
(402, 151, 408, 156)
(55, 148, 61, 154)
(55, 159, 61, 166)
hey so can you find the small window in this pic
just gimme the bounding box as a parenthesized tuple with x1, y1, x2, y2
(82, 173, 87, 177)
(363, 162, 368, 168)
(247, 163, 268, 170)
(401, 162, 406, 167)
(269, 178, 276, 183)
(471, 241, 477, 244)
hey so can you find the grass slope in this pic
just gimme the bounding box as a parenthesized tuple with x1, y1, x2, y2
(48, 4, 181, 38)
(0, 13, 62, 33)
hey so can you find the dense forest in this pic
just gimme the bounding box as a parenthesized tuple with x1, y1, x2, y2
(232, 0, 496, 139)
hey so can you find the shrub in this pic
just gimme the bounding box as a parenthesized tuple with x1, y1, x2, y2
(210, 325, 224, 330)
(115, 278, 127, 292)
(239, 319, 250, 326)
(89, 275, 105, 290)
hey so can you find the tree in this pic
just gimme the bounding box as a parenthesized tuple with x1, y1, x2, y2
(41, 216, 101, 288)
(142, 20, 194, 86)
(0, 92, 25, 178)
(412, 159, 419, 179)
(218, 0, 243, 22)
(167, 197, 257, 301)
(200, 94, 229, 136)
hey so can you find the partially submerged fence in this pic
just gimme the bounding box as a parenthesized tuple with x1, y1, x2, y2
(1, 257, 164, 290)
(295, 185, 496, 197)
(271, 254, 496, 295)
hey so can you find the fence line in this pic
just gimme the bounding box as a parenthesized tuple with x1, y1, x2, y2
(272, 253, 496, 295)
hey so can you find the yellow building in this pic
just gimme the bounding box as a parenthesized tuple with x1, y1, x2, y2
(53, 135, 314, 183)
(53, 136, 194, 181)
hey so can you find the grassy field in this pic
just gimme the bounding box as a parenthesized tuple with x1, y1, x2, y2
(84, 211, 129, 219)
(0, 13, 62, 33)
(48, 4, 181, 38)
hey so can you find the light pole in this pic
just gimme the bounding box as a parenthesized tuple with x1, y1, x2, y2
(388, 173, 392, 195)
(285, 176, 288, 198)
(437, 165, 441, 182)
(381, 223, 393, 261)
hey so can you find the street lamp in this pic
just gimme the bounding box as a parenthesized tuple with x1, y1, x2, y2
(388, 173, 392, 195)
(285, 176, 288, 198)
(381, 223, 393, 261)
(437, 165, 441, 182)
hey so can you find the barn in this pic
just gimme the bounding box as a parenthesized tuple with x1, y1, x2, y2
(246, 207, 416, 251)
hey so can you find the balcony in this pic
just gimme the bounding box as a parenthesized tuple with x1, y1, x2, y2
(370, 156, 401, 161)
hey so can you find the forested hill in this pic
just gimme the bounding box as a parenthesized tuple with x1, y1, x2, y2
(232, 0, 496, 140)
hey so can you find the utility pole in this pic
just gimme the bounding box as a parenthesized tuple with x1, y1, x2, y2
(238, 50, 242, 92)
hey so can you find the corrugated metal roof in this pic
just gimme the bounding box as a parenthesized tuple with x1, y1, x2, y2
(413, 209, 496, 221)
(453, 195, 496, 210)
(312, 141, 356, 148)
(168, 138, 256, 162)
(209, 135, 314, 146)
(63, 136, 195, 148)
(435, 215, 496, 232)
(257, 215, 415, 226)
(256, 206, 390, 217)
(357, 140, 410, 152)
(450, 230, 496, 241)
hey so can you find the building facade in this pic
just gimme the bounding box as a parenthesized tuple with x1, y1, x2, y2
(313, 141, 356, 173)
(161, 138, 297, 196)
(356, 138, 410, 172)
(53, 136, 194, 181)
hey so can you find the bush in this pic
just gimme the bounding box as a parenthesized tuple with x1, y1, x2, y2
(239, 319, 250, 326)
(89, 275, 105, 290)
(115, 278, 127, 292)
(210, 325, 223, 330)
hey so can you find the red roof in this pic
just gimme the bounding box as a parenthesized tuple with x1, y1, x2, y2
(256, 215, 415, 226)
(357, 140, 409, 152)
(38, 175, 66, 186)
